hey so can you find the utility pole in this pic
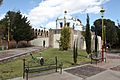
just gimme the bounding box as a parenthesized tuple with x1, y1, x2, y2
(7, 16, 10, 50)
(100, 7, 105, 62)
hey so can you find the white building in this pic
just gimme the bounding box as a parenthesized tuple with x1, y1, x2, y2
(30, 11, 101, 51)
(56, 11, 84, 31)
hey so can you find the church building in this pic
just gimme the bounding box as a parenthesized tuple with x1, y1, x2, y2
(30, 11, 101, 51)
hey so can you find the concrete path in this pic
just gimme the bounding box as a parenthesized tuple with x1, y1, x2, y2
(91, 54, 120, 69)
(29, 72, 82, 80)
(11, 70, 120, 80)
(0, 46, 43, 62)
(87, 70, 120, 80)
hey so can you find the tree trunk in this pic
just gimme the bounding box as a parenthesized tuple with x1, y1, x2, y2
(16, 41, 19, 48)
(27, 41, 29, 47)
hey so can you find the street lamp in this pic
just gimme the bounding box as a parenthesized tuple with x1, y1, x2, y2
(7, 16, 10, 50)
(104, 25, 106, 52)
(100, 7, 105, 61)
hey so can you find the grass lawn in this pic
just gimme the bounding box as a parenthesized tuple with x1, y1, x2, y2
(0, 48, 90, 79)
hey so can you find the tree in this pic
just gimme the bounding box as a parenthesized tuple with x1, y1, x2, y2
(0, 24, 6, 40)
(0, 11, 35, 47)
(24, 25, 35, 44)
(92, 19, 118, 47)
(0, 0, 3, 6)
(85, 14, 91, 54)
(11, 12, 35, 47)
(0, 0, 3, 42)
(0, 11, 12, 40)
(116, 26, 120, 48)
(73, 40, 78, 64)
(60, 26, 71, 50)
(95, 25, 98, 57)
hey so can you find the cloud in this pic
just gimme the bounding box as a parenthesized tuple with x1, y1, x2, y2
(0, 13, 5, 20)
(27, 0, 110, 28)
(45, 21, 56, 29)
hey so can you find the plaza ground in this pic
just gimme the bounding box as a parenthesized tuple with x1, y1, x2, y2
(25, 53, 120, 80)
(12, 53, 120, 80)
(0, 47, 120, 80)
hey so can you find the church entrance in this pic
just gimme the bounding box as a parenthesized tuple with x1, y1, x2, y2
(43, 40, 45, 47)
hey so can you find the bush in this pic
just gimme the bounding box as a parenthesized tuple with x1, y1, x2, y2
(60, 27, 71, 50)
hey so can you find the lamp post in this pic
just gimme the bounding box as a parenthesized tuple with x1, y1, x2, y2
(7, 17, 10, 50)
(100, 7, 105, 61)
(104, 25, 106, 52)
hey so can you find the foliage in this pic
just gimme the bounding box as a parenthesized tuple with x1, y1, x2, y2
(85, 14, 91, 54)
(60, 27, 71, 50)
(116, 26, 120, 48)
(0, 0, 3, 5)
(0, 24, 6, 40)
(25, 26, 35, 43)
(0, 11, 35, 47)
(92, 19, 118, 47)
(91, 25, 99, 53)
(0, 11, 17, 41)
(73, 41, 78, 64)
(8, 11, 34, 44)
(81, 31, 86, 37)
(0, 48, 90, 79)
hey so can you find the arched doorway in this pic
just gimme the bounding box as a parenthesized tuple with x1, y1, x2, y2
(43, 40, 45, 47)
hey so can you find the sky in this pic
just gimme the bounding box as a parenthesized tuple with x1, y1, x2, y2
(0, 0, 120, 29)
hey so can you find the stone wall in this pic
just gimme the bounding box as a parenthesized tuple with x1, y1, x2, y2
(30, 37, 49, 47)
(30, 28, 101, 51)
(53, 34, 61, 48)
(91, 35, 101, 51)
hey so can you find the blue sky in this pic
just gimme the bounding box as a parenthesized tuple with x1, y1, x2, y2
(0, 0, 120, 29)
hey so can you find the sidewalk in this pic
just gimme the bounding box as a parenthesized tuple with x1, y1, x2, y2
(0, 46, 43, 62)
(92, 54, 120, 69)
(29, 72, 82, 80)
(87, 70, 120, 80)
(8, 71, 82, 80)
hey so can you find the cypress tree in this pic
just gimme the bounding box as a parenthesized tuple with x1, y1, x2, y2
(73, 40, 78, 64)
(85, 14, 91, 54)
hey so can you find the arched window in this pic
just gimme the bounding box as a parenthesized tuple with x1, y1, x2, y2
(60, 22, 63, 28)
(41, 30, 43, 36)
(67, 22, 70, 27)
(73, 23, 75, 29)
(35, 29, 38, 36)
(46, 31, 48, 37)
(38, 29, 40, 35)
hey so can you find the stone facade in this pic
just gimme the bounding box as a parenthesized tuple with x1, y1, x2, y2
(31, 28, 86, 50)
(30, 28, 101, 51)
(30, 28, 49, 47)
